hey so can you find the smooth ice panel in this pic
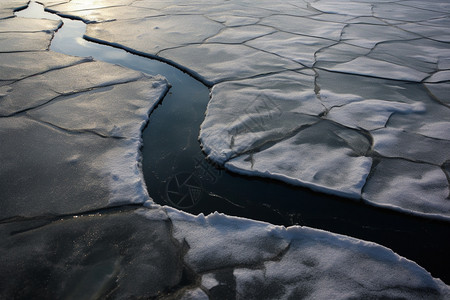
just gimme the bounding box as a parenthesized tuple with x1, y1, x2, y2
(85, 15, 224, 55)
(159, 43, 302, 84)
(200, 71, 323, 163)
(226, 121, 373, 199)
(363, 159, 450, 219)
(372, 128, 450, 165)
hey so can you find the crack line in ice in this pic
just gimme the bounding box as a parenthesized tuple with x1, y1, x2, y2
(223, 120, 321, 164)
(0, 77, 145, 118)
(29, 117, 129, 140)
(5, 57, 92, 84)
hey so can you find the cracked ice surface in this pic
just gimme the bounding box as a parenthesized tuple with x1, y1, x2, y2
(3, 205, 448, 298)
(0, 17, 61, 52)
(1, 1, 450, 298)
(0, 10, 169, 219)
(42, 0, 450, 219)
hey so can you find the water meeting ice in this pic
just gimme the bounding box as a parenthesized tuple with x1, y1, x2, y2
(1, 0, 449, 298)
(42, 0, 450, 219)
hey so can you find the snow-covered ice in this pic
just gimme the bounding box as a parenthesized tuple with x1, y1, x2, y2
(363, 159, 450, 219)
(1, 0, 450, 298)
(225, 120, 373, 199)
(43, 0, 450, 219)
(0, 4, 169, 219)
(151, 207, 450, 299)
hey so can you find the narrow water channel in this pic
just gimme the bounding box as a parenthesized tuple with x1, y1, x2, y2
(16, 2, 450, 283)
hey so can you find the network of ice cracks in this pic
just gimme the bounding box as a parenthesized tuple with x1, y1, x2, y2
(37, 0, 450, 220)
(0, 0, 449, 299)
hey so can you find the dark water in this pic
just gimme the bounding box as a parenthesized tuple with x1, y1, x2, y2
(16, 2, 450, 283)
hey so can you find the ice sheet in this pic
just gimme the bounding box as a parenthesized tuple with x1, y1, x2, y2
(0, 209, 185, 299)
(0, 61, 156, 116)
(362, 159, 450, 220)
(42, 0, 450, 219)
(86, 15, 224, 55)
(0, 16, 61, 52)
(158, 207, 450, 299)
(0, 40, 169, 219)
(225, 120, 373, 199)
(1, 1, 450, 298)
(327, 57, 429, 82)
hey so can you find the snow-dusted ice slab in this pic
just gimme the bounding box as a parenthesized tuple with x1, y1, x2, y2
(0, 16, 60, 32)
(153, 207, 450, 299)
(0, 115, 148, 220)
(0, 60, 153, 117)
(226, 120, 373, 199)
(44, 0, 450, 219)
(327, 99, 425, 131)
(246, 32, 335, 68)
(200, 70, 324, 164)
(0, 32, 55, 52)
(363, 159, 450, 220)
(0, 17, 61, 52)
(0, 0, 28, 19)
(28, 78, 167, 139)
(0, 52, 168, 219)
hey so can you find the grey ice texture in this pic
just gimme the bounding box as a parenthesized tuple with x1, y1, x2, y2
(1, 0, 450, 299)
(41, 0, 450, 220)
(0, 3, 170, 220)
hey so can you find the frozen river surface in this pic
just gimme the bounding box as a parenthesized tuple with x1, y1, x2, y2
(41, 0, 450, 220)
(1, 0, 450, 299)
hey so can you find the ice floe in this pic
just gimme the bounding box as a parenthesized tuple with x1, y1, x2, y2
(0, 16, 61, 52)
(0, 15, 169, 219)
(156, 208, 450, 299)
(372, 127, 450, 165)
(363, 159, 450, 220)
(85, 15, 224, 55)
(0, 0, 28, 19)
(225, 120, 373, 199)
(246, 32, 335, 68)
(0, 209, 185, 299)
